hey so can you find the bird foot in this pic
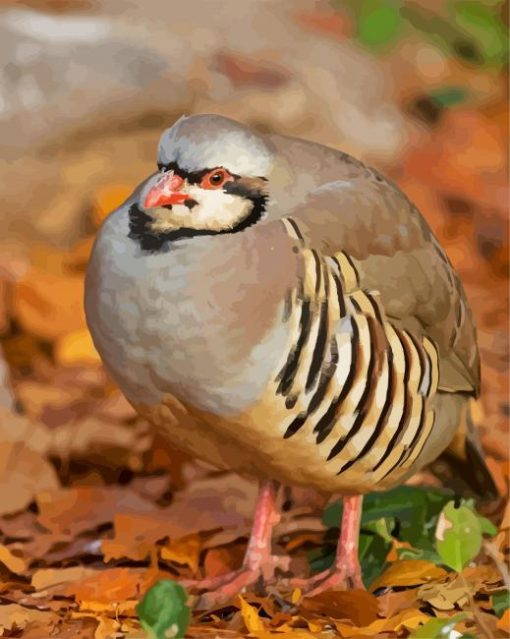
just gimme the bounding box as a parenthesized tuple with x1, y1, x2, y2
(290, 561, 364, 597)
(182, 555, 290, 610)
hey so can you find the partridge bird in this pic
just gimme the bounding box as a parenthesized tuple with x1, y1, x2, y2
(85, 114, 494, 604)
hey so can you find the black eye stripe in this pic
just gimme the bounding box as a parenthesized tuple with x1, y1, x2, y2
(157, 162, 240, 184)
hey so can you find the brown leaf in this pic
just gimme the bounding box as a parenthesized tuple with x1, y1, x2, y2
(418, 578, 473, 611)
(64, 567, 167, 606)
(16, 380, 84, 421)
(32, 566, 99, 592)
(54, 329, 101, 366)
(300, 590, 379, 626)
(36, 486, 156, 538)
(214, 52, 290, 89)
(0, 544, 27, 575)
(403, 109, 507, 210)
(0, 604, 56, 635)
(238, 596, 265, 634)
(93, 615, 123, 639)
(497, 608, 510, 632)
(101, 511, 182, 563)
(102, 475, 254, 563)
(160, 534, 202, 572)
(204, 544, 245, 579)
(0, 439, 58, 516)
(369, 560, 448, 591)
(14, 267, 86, 340)
(92, 184, 133, 228)
(377, 588, 423, 618)
(334, 608, 431, 637)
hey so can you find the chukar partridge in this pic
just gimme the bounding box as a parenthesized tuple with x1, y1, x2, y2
(85, 114, 494, 604)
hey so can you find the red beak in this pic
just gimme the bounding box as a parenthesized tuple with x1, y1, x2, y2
(144, 171, 188, 208)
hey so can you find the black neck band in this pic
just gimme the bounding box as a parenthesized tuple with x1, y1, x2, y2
(128, 195, 267, 253)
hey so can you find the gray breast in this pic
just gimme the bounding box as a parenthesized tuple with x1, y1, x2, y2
(85, 205, 296, 415)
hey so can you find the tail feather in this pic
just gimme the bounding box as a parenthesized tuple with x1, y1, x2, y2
(442, 402, 499, 500)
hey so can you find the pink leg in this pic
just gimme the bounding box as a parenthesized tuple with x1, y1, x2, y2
(293, 495, 364, 595)
(182, 480, 282, 608)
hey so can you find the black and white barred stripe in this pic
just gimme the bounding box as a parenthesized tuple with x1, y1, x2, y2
(276, 217, 439, 483)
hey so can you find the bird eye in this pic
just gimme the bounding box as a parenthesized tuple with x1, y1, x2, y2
(201, 168, 232, 190)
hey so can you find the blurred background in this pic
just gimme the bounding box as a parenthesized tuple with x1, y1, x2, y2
(0, 0, 508, 634)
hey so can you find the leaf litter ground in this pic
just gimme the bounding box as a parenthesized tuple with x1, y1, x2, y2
(0, 3, 509, 637)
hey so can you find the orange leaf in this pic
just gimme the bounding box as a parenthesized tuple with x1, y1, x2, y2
(204, 544, 245, 579)
(0, 439, 58, 516)
(14, 268, 86, 340)
(160, 534, 202, 573)
(335, 608, 431, 637)
(0, 544, 27, 575)
(54, 329, 101, 366)
(369, 560, 448, 591)
(238, 596, 265, 634)
(64, 567, 165, 605)
(300, 589, 379, 626)
(497, 608, 510, 632)
(32, 566, 99, 591)
(93, 184, 133, 227)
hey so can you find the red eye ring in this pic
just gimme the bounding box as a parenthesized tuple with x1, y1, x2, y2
(200, 168, 233, 190)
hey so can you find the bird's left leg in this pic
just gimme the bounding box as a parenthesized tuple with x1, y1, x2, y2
(182, 479, 283, 608)
(292, 495, 364, 595)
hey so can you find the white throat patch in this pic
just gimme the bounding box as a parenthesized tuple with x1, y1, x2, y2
(150, 184, 254, 234)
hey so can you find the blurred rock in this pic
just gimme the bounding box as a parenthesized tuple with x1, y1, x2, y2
(0, 0, 410, 245)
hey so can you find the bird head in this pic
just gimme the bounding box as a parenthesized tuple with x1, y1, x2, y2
(130, 114, 274, 250)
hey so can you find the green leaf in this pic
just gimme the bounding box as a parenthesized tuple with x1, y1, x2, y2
(453, 1, 508, 67)
(319, 487, 454, 586)
(435, 501, 482, 571)
(478, 514, 498, 537)
(322, 501, 343, 530)
(363, 517, 394, 542)
(357, 0, 403, 51)
(324, 486, 452, 544)
(358, 531, 391, 586)
(307, 531, 391, 587)
(397, 545, 442, 564)
(409, 613, 466, 638)
(428, 86, 470, 108)
(307, 545, 335, 575)
(136, 580, 190, 639)
(492, 589, 510, 618)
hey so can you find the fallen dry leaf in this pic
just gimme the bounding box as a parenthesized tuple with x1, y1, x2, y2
(14, 267, 87, 341)
(160, 534, 202, 573)
(497, 608, 510, 632)
(300, 589, 379, 626)
(101, 511, 181, 563)
(92, 616, 121, 639)
(65, 567, 169, 609)
(16, 380, 84, 421)
(335, 608, 431, 637)
(0, 604, 56, 635)
(0, 439, 59, 516)
(418, 577, 472, 611)
(204, 543, 246, 579)
(92, 184, 133, 227)
(36, 486, 156, 538)
(0, 10, 506, 638)
(0, 544, 27, 575)
(369, 560, 448, 591)
(32, 566, 100, 592)
(377, 588, 428, 618)
(102, 476, 254, 563)
(238, 596, 265, 634)
(54, 329, 101, 366)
